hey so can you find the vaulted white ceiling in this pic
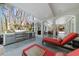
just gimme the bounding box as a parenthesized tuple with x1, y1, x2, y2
(11, 3, 54, 20)
(49, 3, 79, 17)
(11, 3, 79, 20)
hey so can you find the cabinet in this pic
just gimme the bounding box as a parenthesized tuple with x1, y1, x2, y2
(15, 32, 26, 42)
(26, 32, 35, 39)
(2, 32, 35, 45)
(3, 33, 15, 45)
(0, 35, 3, 44)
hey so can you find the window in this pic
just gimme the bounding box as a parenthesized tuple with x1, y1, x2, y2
(0, 4, 35, 33)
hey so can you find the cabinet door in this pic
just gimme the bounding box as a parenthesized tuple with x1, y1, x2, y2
(15, 33, 26, 42)
(5, 34, 16, 45)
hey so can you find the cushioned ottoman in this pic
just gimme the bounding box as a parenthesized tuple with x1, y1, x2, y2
(22, 44, 56, 56)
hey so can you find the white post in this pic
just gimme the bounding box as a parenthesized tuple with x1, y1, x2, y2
(34, 22, 37, 36)
(74, 16, 76, 32)
(53, 18, 56, 37)
(41, 21, 44, 38)
(35, 23, 38, 36)
(71, 19, 72, 32)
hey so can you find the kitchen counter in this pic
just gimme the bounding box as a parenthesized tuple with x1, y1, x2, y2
(0, 31, 35, 45)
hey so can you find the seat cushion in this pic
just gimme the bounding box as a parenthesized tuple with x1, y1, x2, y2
(43, 37, 62, 46)
(25, 46, 45, 56)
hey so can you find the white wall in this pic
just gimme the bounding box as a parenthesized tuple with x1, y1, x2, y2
(56, 16, 66, 24)
(50, 3, 79, 17)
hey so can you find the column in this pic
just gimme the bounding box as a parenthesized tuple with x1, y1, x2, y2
(34, 23, 38, 36)
(53, 18, 56, 37)
(74, 16, 76, 32)
(41, 21, 44, 38)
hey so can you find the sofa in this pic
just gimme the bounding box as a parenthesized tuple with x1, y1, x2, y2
(42, 32, 78, 46)
(22, 44, 79, 56)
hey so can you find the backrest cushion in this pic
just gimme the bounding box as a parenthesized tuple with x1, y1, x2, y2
(61, 32, 78, 45)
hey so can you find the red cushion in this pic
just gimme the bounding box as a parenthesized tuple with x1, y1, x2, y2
(67, 49, 79, 56)
(43, 37, 62, 46)
(61, 32, 78, 45)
